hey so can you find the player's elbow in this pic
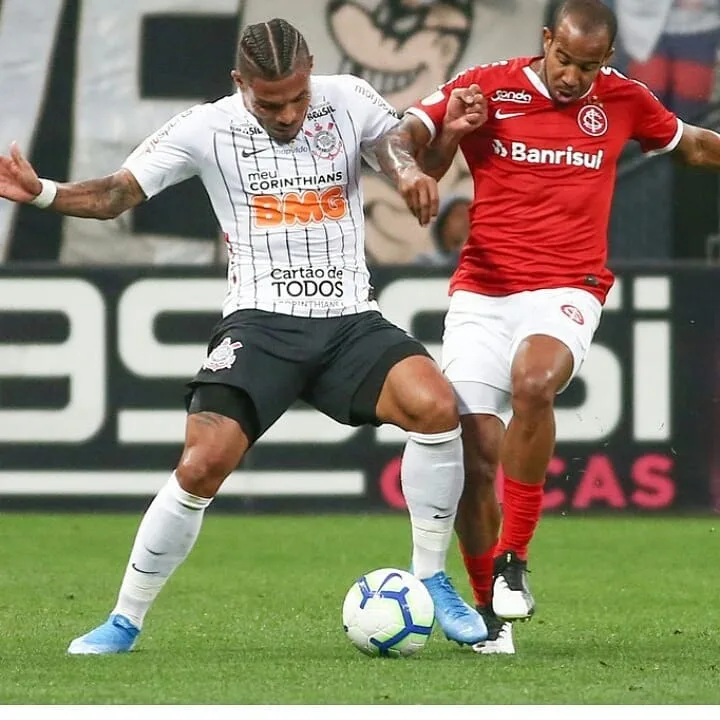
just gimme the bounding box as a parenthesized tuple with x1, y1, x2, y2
(97, 208, 121, 220)
(680, 128, 713, 167)
(99, 197, 135, 220)
(683, 143, 705, 167)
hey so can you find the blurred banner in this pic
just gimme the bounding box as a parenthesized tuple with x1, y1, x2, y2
(0, 264, 716, 513)
(0, 0, 547, 266)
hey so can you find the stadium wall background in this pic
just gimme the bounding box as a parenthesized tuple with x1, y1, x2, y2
(0, 0, 550, 266)
(1, 265, 718, 514)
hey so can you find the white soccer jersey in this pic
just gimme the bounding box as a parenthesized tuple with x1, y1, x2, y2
(122, 74, 400, 318)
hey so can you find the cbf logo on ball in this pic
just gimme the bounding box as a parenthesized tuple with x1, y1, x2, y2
(305, 121, 343, 160)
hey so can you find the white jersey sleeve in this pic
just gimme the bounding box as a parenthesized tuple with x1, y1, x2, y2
(122, 105, 209, 199)
(346, 77, 400, 170)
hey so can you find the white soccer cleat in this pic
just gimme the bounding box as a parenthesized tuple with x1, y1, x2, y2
(492, 551, 535, 621)
(472, 606, 515, 655)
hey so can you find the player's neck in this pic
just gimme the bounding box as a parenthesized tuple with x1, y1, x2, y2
(531, 58, 549, 93)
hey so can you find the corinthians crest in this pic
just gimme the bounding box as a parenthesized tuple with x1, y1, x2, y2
(305, 121, 343, 160)
(202, 337, 243, 372)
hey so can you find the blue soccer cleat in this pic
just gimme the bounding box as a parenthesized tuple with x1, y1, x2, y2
(421, 571, 488, 645)
(67, 614, 140, 655)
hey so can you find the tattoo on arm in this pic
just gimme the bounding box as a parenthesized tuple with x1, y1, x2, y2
(375, 114, 460, 183)
(375, 116, 429, 186)
(53, 169, 146, 219)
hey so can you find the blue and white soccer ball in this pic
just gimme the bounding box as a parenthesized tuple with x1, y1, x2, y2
(342, 568, 435, 658)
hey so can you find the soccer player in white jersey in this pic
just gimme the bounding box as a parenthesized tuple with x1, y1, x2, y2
(0, 18, 488, 653)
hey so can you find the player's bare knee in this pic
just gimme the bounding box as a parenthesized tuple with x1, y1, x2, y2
(404, 382, 459, 434)
(511, 369, 557, 415)
(176, 447, 237, 497)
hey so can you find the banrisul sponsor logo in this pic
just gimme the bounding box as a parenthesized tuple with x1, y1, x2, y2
(493, 139, 604, 170)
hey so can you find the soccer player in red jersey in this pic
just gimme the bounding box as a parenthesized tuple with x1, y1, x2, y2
(376, 0, 720, 654)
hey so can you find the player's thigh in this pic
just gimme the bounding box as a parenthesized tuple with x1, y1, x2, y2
(442, 290, 516, 411)
(303, 310, 433, 427)
(510, 288, 602, 392)
(186, 310, 310, 441)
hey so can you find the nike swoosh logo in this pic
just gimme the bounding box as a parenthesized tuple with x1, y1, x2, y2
(144, 547, 167, 557)
(131, 562, 160, 575)
(242, 147, 267, 158)
(495, 110, 526, 120)
(433, 513, 453, 520)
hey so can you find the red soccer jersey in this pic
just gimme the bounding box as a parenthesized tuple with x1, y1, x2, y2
(407, 57, 682, 303)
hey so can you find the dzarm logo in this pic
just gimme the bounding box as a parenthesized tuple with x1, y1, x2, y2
(251, 187, 348, 228)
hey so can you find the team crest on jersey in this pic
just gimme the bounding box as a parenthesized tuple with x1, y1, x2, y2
(561, 304, 585, 325)
(577, 105, 608, 137)
(305, 121, 342, 160)
(202, 337, 243, 372)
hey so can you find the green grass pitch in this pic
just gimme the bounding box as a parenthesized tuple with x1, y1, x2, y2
(0, 512, 718, 704)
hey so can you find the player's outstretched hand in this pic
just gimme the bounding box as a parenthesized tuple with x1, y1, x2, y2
(397, 166, 439, 227)
(0, 143, 43, 203)
(444, 84, 487, 136)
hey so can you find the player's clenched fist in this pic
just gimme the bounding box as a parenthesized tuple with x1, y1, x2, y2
(396, 166, 439, 227)
(444, 84, 487, 136)
(0, 142, 43, 203)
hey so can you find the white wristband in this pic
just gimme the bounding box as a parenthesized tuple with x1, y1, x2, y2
(29, 178, 58, 209)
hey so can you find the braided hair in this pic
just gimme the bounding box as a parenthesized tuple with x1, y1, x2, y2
(236, 18, 310, 80)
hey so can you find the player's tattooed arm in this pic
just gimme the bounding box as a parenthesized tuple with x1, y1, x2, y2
(675, 124, 720, 169)
(50, 171, 146, 219)
(374, 113, 460, 182)
(0, 142, 145, 218)
(374, 116, 440, 227)
(375, 81, 487, 183)
(374, 114, 431, 185)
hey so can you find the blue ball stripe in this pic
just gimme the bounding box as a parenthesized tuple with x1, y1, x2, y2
(356, 572, 434, 656)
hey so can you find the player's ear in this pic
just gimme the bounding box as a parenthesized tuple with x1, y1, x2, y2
(230, 69, 245, 90)
(542, 27, 553, 54)
(603, 46, 615, 66)
(308, 55, 315, 73)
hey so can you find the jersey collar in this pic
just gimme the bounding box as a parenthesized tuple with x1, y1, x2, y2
(523, 57, 596, 103)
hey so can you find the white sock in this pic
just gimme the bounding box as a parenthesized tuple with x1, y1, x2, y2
(401, 425, 464, 579)
(112, 472, 212, 629)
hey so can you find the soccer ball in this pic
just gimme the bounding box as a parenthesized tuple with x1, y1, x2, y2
(342, 568, 435, 658)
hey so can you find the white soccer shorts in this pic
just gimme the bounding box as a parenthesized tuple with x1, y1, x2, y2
(441, 287, 603, 421)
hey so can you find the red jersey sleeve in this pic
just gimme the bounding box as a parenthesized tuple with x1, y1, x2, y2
(405, 66, 486, 141)
(630, 80, 683, 155)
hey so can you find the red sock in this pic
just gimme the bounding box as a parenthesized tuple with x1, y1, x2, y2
(459, 542, 496, 608)
(496, 474, 545, 561)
